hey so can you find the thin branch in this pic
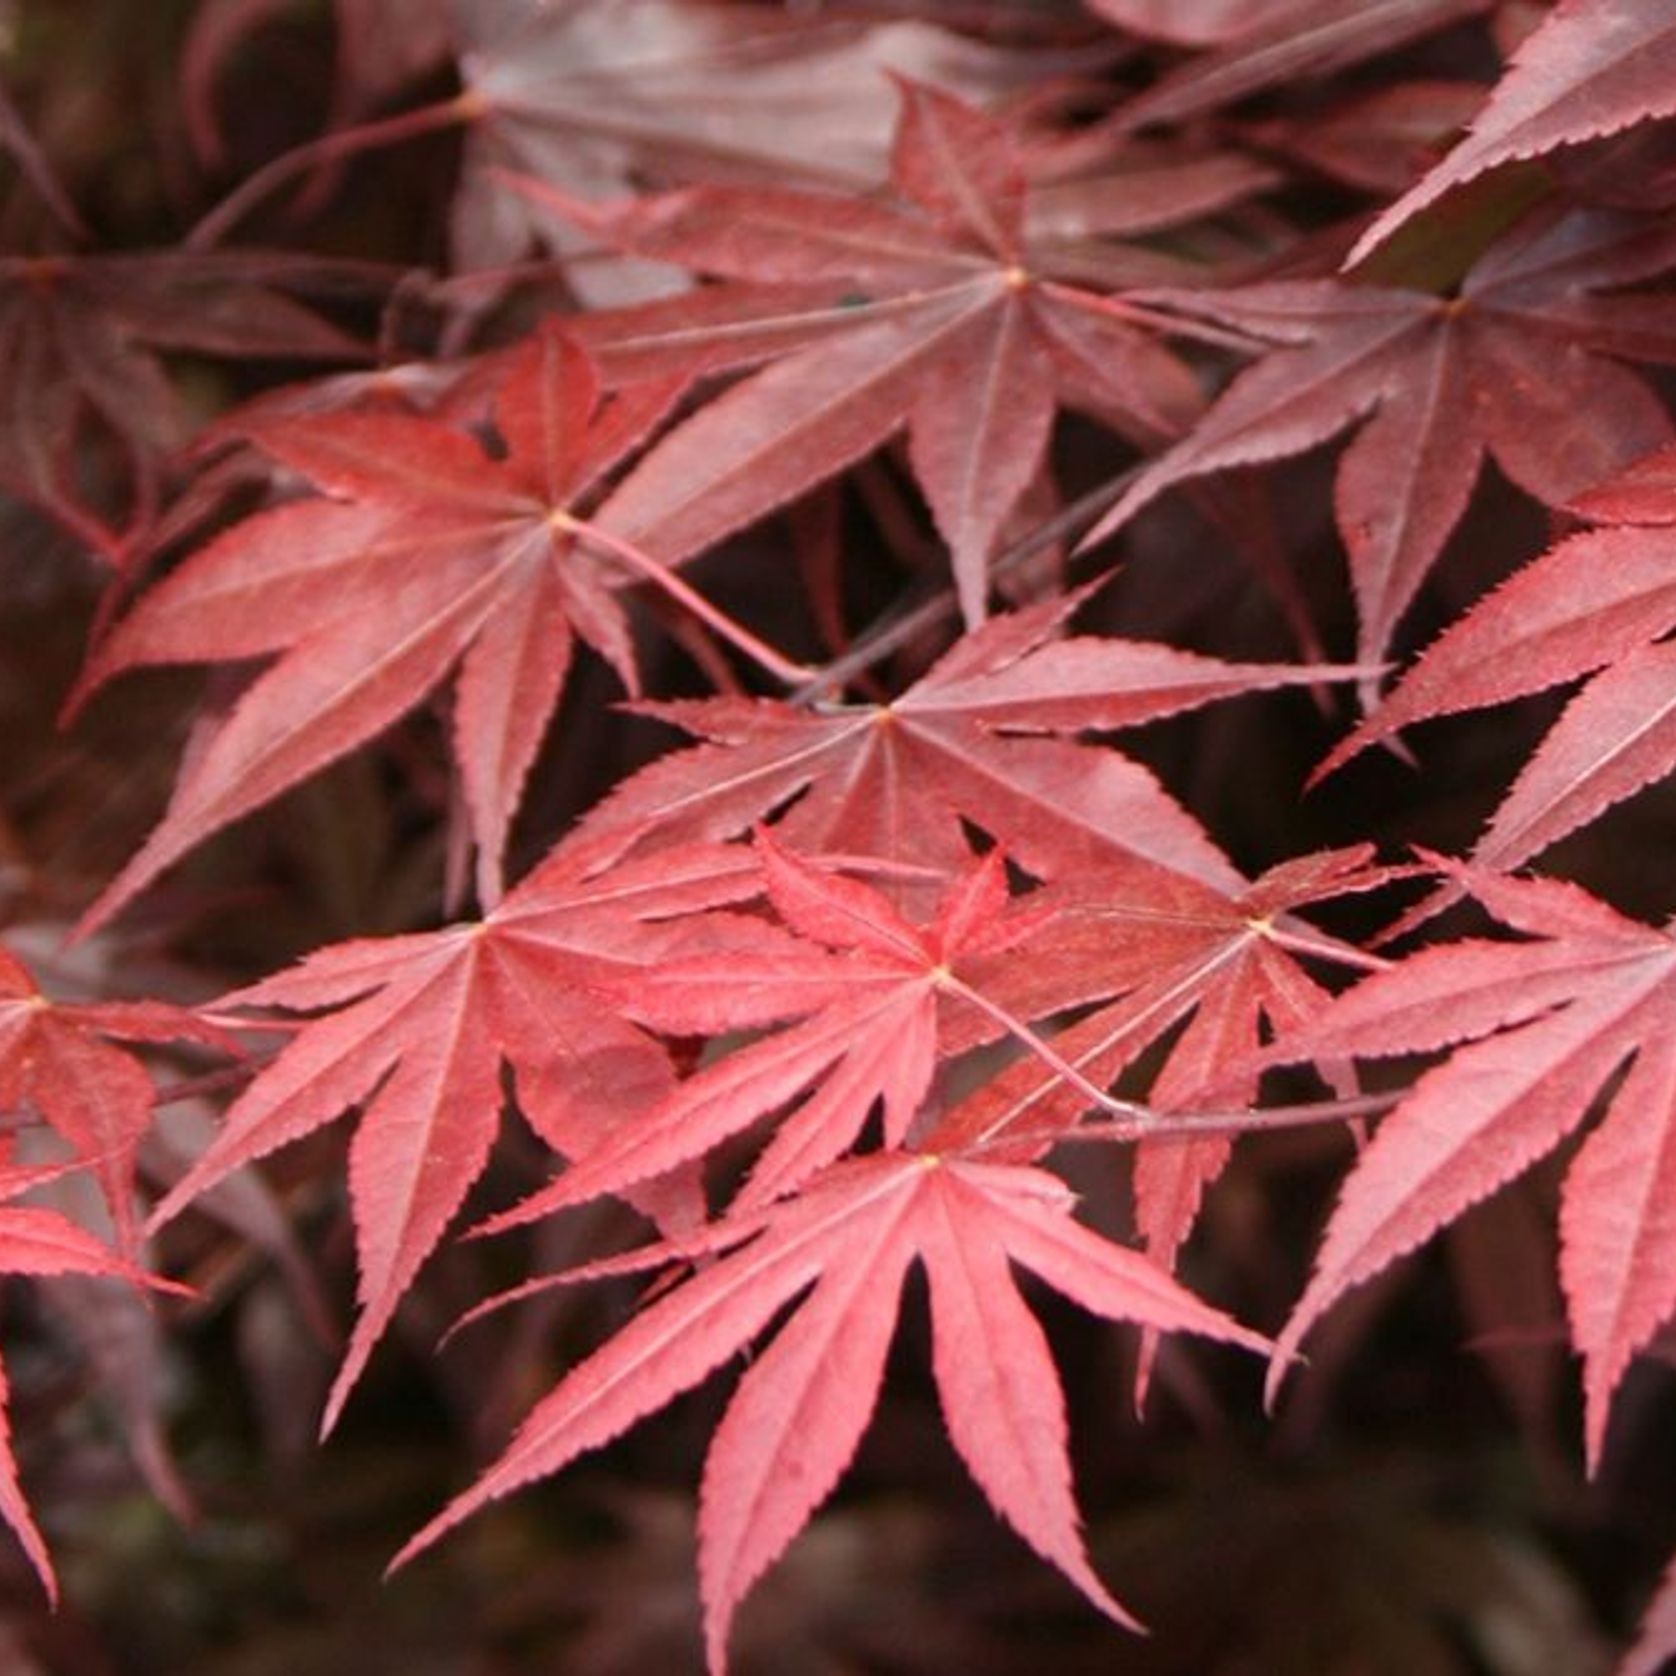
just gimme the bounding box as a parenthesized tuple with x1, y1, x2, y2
(186, 95, 475, 250)
(981, 1088, 1399, 1155)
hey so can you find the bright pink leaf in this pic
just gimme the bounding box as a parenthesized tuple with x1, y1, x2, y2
(396, 1152, 1267, 1670)
(147, 841, 756, 1434)
(77, 325, 685, 928)
(1262, 865, 1676, 1468)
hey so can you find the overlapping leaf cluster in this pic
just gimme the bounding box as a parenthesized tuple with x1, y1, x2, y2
(6, 0, 1676, 1666)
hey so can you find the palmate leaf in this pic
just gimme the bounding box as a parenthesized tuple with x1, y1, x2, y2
(396, 1150, 1268, 1672)
(0, 246, 379, 553)
(1349, 0, 1676, 266)
(548, 82, 1212, 625)
(925, 846, 1388, 1372)
(475, 831, 1121, 1235)
(75, 324, 686, 929)
(1084, 205, 1676, 679)
(147, 840, 758, 1435)
(574, 591, 1359, 898)
(481, 835, 1390, 1262)
(1261, 862, 1676, 1470)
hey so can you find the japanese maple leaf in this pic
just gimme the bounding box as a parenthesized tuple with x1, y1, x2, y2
(1260, 863, 1676, 1470)
(449, 0, 1025, 302)
(1085, 205, 1676, 679)
(145, 839, 757, 1435)
(555, 81, 1205, 625)
(0, 247, 376, 554)
(924, 846, 1386, 1374)
(1349, 0, 1676, 266)
(395, 1150, 1269, 1671)
(0, 1159, 188, 1603)
(477, 832, 1129, 1235)
(488, 841, 1388, 1362)
(1314, 441, 1676, 937)
(572, 592, 1354, 896)
(75, 324, 689, 931)
(0, 944, 232, 1256)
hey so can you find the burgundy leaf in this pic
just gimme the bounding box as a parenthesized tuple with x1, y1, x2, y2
(1351, 1, 1676, 265)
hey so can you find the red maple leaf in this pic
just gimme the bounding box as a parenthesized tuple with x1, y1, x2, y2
(1085, 205, 1676, 679)
(1261, 861, 1676, 1469)
(0, 246, 378, 555)
(925, 845, 1388, 1394)
(1349, 0, 1676, 265)
(396, 1149, 1269, 1670)
(541, 81, 1207, 625)
(573, 591, 1355, 895)
(145, 839, 758, 1434)
(476, 831, 1133, 1235)
(479, 837, 1388, 1428)
(74, 323, 701, 928)
(445, 2, 1026, 302)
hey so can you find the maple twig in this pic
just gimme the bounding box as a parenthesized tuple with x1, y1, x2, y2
(942, 968, 1394, 1138)
(791, 465, 1141, 704)
(186, 95, 476, 250)
(561, 513, 819, 686)
(985, 1089, 1399, 1154)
